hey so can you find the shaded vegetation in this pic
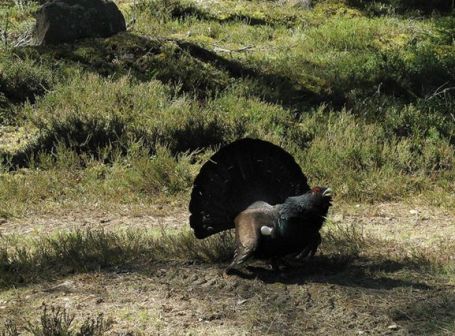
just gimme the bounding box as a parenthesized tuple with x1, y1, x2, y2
(0, 54, 57, 124)
(0, 228, 234, 288)
(347, 0, 454, 16)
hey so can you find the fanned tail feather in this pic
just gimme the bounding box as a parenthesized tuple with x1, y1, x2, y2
(189, 138, 310, 239)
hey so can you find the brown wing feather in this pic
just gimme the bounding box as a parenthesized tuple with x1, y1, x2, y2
(227, 206, 277, 270)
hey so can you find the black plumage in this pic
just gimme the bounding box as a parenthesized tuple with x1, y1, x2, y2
(189, 138, 309, 239)
(189, 138, 332, 273)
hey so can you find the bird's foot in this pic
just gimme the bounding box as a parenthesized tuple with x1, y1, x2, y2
(295, 246, 312, 261)
(223, 267, 233, 279)
(296, 243, 319, 261)
(279, 258, 292, 269)
(269, 258, 286, 272)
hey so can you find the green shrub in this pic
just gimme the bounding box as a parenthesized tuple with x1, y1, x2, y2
(11, 73, 292, 161)
(15, 33, 232, 97)
(0, 0, 454, 209)
(294, 106, 454, 200)
(0, 55, 57, 124)
(117, 144, 195, 195)
(347, 0, 454, 16)
(244, 14, 453, 104)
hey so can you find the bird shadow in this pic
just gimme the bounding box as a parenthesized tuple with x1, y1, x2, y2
(231, 255, 433, 290)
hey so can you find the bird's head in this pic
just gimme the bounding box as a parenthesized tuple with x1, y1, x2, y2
(279, 186, 333, 225)
(311, 186, 332, 197)
(309, 186, 333, 208)
(283, 186, 333, 213)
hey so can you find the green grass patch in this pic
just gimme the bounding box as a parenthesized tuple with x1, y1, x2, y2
(0, 0, 453, 210)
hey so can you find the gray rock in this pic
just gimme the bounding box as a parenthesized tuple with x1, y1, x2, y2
(294, 0, 312, 8)
(280, 0, 312, 9)
(33, 0, 126, 45)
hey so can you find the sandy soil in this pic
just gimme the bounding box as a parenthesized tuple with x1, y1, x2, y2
(1, 202, 453, 242)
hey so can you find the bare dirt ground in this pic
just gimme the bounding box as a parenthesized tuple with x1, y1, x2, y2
(0, 204, 187, 236)
(1, 202, 453, 240)
(1, 202, 454, 335)
(1, 201, 453, 242)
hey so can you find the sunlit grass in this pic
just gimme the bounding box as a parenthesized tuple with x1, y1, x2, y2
(0, 0, 453, 216)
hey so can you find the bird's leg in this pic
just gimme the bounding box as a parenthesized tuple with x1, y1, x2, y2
(269, 257, 281, 272)
(224, 245, 254, 276)
(296, 233, 321, 261)
(310, 232, 322, 257)
(223, 265, 234, 277)
(278, 258, 292, 269)
(295, 246, 312, 260)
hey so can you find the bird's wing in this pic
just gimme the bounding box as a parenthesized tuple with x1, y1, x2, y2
(228, 210, 262, 267)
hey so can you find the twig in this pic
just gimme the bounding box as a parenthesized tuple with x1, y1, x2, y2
(2, 11, 10, 49)
(13, 26, 33, 47)
(425, 81, 452, 101)
(426, 87, 455, 101)
(265, 312, 280, 335)
(213, 45, 255, 54)
(127, 0, 138, 30)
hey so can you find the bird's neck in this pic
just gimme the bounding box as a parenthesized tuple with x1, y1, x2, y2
(276, 216, 300, 237)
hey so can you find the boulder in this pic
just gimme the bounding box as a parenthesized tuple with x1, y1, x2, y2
(33, 0, 126, 45)
(279, 0, 311, 9)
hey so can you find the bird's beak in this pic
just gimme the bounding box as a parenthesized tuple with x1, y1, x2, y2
(322, 188, 332, 197)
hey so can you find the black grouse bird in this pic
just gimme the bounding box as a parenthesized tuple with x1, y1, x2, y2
(189, 138, 332, 273)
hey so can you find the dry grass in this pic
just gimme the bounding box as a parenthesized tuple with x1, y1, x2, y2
(0, 204, 454, 335)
